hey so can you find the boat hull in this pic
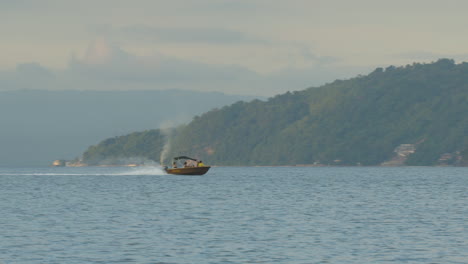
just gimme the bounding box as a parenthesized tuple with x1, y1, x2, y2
(165, 166, 211, 175)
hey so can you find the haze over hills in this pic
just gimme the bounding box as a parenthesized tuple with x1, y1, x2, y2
(0, 90, 257, 167)
(82, 59, 468, 166)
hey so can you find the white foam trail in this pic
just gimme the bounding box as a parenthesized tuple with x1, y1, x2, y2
(0, 173, 112, 176)
(116, 166, 166, 175)
(0, 166, 167, 176)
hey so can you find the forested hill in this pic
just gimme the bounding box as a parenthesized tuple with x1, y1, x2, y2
(82, 59, 468, 166)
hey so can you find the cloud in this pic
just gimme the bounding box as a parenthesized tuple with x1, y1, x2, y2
(299, 47, 341, 66)
(396, 51, 449, 61)
(69, 38, 260, 89)
(0, 38, 367, 96)
(16, 63, 54, 78)
(4, 0, 468, 74)
(396, 51, 468, 62)
(88, 24, 266, 45)
(0, 39, 263, 94)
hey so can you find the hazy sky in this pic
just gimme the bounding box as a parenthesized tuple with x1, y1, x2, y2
(2, 0, 468, 96)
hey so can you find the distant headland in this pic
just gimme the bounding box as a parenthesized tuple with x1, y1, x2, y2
(65, 59, 467, 167)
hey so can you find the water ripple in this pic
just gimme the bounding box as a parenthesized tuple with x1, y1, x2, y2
(0, 166, 467, 263)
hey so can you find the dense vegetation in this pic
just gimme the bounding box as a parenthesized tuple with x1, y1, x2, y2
(82, 129, 168, 165)
(82, 59, 468, 166)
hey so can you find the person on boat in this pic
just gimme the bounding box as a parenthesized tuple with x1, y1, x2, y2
(183, 161, 187, 168)
(172, 161, 177, 168)
(185, 160, 196, 167)
(197, 160, 205, 167)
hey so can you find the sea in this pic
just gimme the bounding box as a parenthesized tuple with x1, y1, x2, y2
(0, 166, 467, 264)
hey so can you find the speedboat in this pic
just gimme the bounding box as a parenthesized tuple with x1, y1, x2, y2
(164, 156, 211, 175)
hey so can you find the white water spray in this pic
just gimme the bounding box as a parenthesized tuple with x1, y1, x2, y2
(160, 137, 171, 165)
(158, 122, 175, 166)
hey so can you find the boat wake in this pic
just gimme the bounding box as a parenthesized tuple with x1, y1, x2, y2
(115, 166, 167, 176)
(0, 166, 167, 176)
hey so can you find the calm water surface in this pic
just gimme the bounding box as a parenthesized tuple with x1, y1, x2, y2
(0, 166, 467, 264)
